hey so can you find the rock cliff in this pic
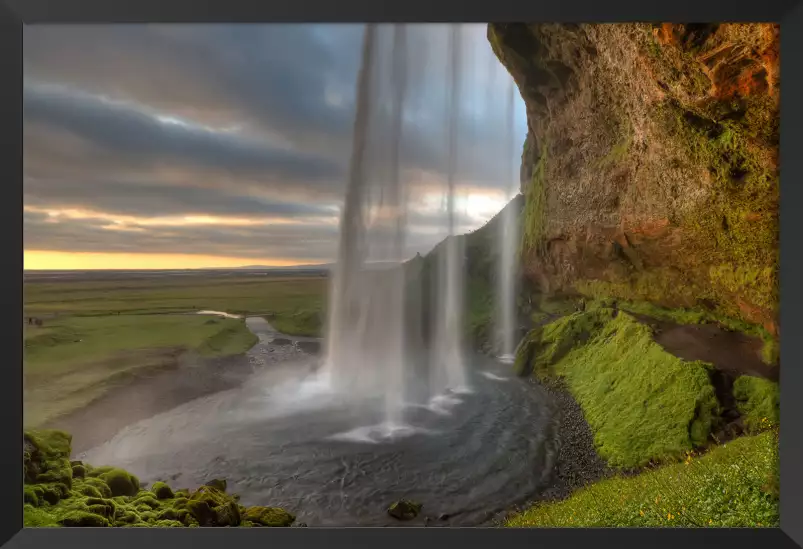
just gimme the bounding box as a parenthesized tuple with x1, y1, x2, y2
(488, 23, 779, 338)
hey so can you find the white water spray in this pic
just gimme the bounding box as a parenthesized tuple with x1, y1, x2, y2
(322, 24, 470, 432)
(430, 24, 470, 395)
(496, 77, 520, 364)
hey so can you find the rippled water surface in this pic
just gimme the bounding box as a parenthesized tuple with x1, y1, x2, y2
(81, 319, 558, 526)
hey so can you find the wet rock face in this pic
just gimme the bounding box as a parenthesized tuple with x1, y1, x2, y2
(488, 23, 779, 333)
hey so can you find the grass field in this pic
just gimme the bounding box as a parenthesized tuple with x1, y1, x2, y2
(24, 274, 327, 323)
(506, 429, 779, 527)
(23, 273, 327, 427)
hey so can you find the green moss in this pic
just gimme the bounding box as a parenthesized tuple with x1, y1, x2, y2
(575, 283, 778, 366)
(657, 100, 778, 319)
(517, 308, 615, 379)
(24, 504, 60, 527)
(387, 499, 423, 521)
(81, 477, 112, 499)
(86, 465, 115, 478)
(186, 486, 241, 526)
(98, 468, 140, 497)
(22, 428, 301, 529)
(733, 376, 780, 433)
(507, 430, 779, 527)
(204, 478, 227, 492)
(597, 128, 633, 170)
(521, 139, 548, 257)
(150, 481, 175, 500)
(59, 510, 111, 527)
(132, 492, 161, 509)
(242, 506, 296, 527)
(24, 485, 42, 506)
(154, 519, 185, 527)
(24, 430, 74, 491)
(516, 310, 719, 468)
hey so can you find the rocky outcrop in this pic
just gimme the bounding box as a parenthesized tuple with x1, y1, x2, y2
(488, 24, 779, 339)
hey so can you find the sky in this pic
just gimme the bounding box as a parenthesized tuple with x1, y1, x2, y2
(23, 24, 528, 270)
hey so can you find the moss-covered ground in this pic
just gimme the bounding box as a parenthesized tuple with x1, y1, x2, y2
(515, 309, 719, 468)
(733, 375, 780, 433)
(509, 301, 780, 527)
(506, 429, 779, 527)
(23, 429, 296, 528)
(568, 291, 778, 366)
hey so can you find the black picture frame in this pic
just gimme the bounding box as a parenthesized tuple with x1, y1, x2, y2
(3, 1, 801, 548)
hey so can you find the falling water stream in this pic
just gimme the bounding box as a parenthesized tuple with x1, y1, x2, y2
(80, 24, 558, 527)
(322, 23, 470, 433)
(496, 78, 520, 363)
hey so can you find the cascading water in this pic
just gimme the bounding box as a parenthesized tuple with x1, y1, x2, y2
(429, 24, 470, 396)
(321, 23, 470, 435)
(496, 78, 520, 364)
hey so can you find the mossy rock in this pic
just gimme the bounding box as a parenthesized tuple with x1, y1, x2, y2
(171, 496, 189, 509)
(86, 465, 117, 478)
(23, 485, 42, 506)
(154, 519, 185, 527)
(24, 430, 74, 492)
(81, 477, 113, 499)
(204, 479, 227, 492)
(84, 497, 117, 520)
(115, 510, 142, 525)
(132, 492, 161, 509)
(98, 468, 140, 497)
(34, 482, 70, 505)
(242, 506, 296, 527)
(138, 510, 157, 522)
(387, 499, 422, 521)
(186, 486, 241, 526)
(24, 504, 60, 527)
(156, 507, 179, 521)
(151, 481, 175, 500)
(60, 510, 111, 527)
(71, 464, 86, 479)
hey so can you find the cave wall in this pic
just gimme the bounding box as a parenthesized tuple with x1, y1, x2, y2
(488, 23, 779, 335)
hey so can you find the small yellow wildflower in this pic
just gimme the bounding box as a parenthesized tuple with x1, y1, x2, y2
(639, 510, 644, 517)
(709, 520, 713, 525)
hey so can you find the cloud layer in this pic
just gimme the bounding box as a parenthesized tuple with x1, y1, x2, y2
(24, 24, 527, 267)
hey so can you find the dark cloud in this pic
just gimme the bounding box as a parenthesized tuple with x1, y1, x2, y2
(23, 177, 337, 219)
(23, 209, 447, 261)
(23, 24, 527, 264)
(24, 82, 343, 184)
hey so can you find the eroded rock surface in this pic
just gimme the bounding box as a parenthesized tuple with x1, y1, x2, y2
(488, 23, 779, 337)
